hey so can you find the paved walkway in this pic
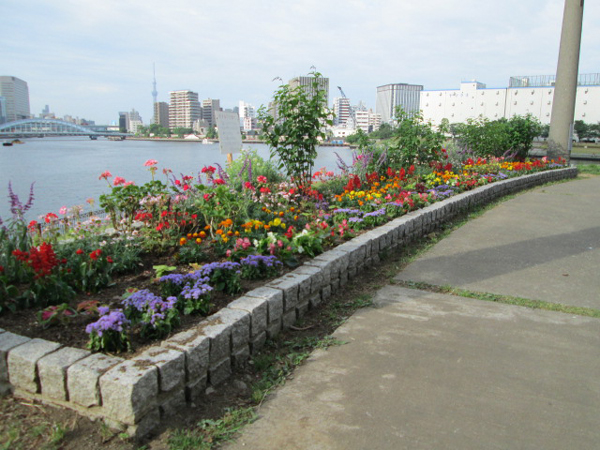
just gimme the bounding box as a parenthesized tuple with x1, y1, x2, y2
(226, 175, 600, 450)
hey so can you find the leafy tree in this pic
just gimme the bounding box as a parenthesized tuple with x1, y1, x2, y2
(386, 107, 445, 168)
(370, 122, 394, 140)
(172, 127, 193, 138)
(454, 115, 541, 160)
(206, 126, 218, 139)
(258, 70, 333, 192)
(574, 120, 590, 141)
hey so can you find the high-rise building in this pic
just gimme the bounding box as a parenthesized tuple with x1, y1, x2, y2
(153, 102, 169, 127)
(288, 76, 330, 105)
(169, 90, 201, 129)
(202, 98, 221, 127)
(333, 97, 352, 126)
(238, 101, 256, 131)
(0, 97, 7, 124)
(0, 76, 31, 122)
(376, 83, 423, 124)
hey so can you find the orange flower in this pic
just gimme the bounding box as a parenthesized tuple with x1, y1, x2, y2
(279, 211, 284, 217)
(196, 238, 202, 244)
(179, 237, 187, 246)
(199, 231, 207, 238)
(216, 229, 223, 235)
(227, 230, 233, 236)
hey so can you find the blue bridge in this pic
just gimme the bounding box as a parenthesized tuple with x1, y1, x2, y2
(0, 119, 131, 139)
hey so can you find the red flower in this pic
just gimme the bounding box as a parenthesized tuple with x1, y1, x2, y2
(213, 178, 225, 185)
(201, 166, 216, 174)
(76, 249, 84, 255)
(44, 213, 58, 223)
(89, 249, 102, 261)
(107, 256, 113, 264)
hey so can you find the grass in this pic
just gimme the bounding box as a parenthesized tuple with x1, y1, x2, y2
(576, 163, 600, 175)
(396, 280, 600, 318)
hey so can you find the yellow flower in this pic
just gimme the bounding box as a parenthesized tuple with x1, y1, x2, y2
(196, 238, 202, 244)
(180, 237, 187, 246)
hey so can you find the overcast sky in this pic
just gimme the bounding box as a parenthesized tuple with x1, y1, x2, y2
(2, 0, 599, 125)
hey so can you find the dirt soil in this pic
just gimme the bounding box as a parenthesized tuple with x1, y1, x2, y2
(0, 242, 410, 450)
(0, 252, 306, 357)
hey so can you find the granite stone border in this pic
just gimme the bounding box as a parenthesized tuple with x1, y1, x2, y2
(0, 167, 578, 438)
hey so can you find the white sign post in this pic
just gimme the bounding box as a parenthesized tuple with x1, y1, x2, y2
(215, 111, 242, 163)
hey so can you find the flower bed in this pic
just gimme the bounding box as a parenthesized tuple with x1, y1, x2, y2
(0, 150, 575, 437)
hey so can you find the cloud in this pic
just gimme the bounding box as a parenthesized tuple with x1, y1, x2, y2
(1, 0, 598, 123)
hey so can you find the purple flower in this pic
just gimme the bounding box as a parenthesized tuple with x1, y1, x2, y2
(85, 309, 130, 337)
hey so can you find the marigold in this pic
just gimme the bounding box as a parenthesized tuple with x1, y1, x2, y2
(180, 237, 187, 246)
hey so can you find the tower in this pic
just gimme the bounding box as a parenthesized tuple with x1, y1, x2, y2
(152, 63, 158, 105)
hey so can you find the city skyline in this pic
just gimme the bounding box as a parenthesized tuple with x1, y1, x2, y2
(2, 0, 600, 125)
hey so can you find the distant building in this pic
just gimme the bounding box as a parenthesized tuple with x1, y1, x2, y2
(0, 96, 6, 124)
(238, 101, 257, 131)
(118, 112, 128, 132)
(153, 101, 169, 127)
(333, 97, 352, 127)
(420, 73, 600, 126)
(169, 90, 202, 129)
(376, 83, 423, 124)
(202, 98, 221, 127)
(288, 76, 330, 105)
(0, 76, 31, 122)
(355, 109, 381, 133)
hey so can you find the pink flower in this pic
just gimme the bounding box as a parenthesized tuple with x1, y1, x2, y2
(124, 181, 135, 186)
(113, 176, 126, 186)
(59, 206, 68, 215)
(144, 159, 158, 167)
(257, 175, 267, 183)
(99, 171, 112, 180)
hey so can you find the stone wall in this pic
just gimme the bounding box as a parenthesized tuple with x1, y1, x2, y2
(0, 167, 578, 438)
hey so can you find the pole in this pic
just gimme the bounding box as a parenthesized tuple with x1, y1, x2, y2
(547, 0, 585, 163)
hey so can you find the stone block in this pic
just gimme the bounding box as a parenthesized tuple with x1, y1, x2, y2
(7, 338, 61, 393)
(161, 329, 209, 384)
(125, 408, 161, 440)
(246, 286, 284, 330)
(186, 374, 208, 405)
(250, 331, 267, 354)
(282, 309, 297, 329)
(304, 259, 332, 287)
(67, 353, 123, 408)
(135, 347, 185, 393)
(37, 347, 90, 401)
(218, 308, 250, 352)
(228, 296, 268, 338)
(231, 345, 250, 369)
(0, 332, 30, 384)
(291, 266, 320, 296)
(159, 388, 186, 417)
(266, 275, 300, 312)
(99, 360, 158, 424)
(208, 358, 231, 386)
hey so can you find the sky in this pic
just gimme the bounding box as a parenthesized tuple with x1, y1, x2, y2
(2, 0, 599, 125)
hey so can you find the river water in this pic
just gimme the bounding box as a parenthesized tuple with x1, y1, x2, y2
(0, 137, 354, 221)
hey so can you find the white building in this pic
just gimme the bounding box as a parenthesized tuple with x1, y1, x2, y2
(238, 101, 256, 131)
(420, 73, 600, 126)
(169, 90, 202, 129)
(355, 109, 381, 133)
(333, 97, 352, 126)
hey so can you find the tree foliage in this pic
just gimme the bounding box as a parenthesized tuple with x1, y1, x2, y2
(453, 115, 542, 160)
(258, 70, 333, 192)
(386, 108, 445, 168)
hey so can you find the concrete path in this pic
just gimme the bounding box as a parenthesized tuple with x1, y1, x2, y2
(226, 176, 600, 450)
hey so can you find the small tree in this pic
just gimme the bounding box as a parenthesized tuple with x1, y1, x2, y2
(258, 70, 333, 192)
(386, 107, 445, 168)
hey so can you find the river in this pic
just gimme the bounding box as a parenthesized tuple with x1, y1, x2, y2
(0, 137, 355, 222)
